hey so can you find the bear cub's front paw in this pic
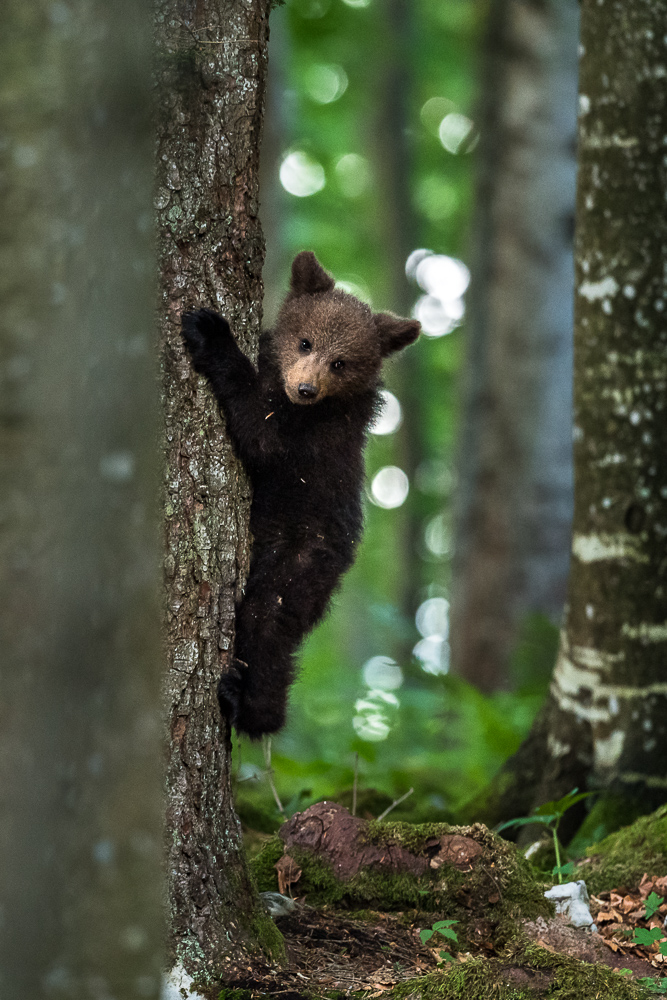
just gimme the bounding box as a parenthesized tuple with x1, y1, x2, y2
(181, 309, 234, 374)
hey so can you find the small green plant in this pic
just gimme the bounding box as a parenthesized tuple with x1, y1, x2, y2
(420, 919, 459, 963)
(496, 788, 595, 884)
(632, 926, 667, 958)
(645, 892, 665, 920)
(636, 977, 667, 995)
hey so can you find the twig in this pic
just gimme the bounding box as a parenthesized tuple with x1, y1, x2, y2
(352, 752, 359, 817)
(262, 736, 285, 815)
(377, 787, 413, 822)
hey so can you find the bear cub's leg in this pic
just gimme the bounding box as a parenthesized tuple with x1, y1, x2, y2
(220, 545, 336, 738)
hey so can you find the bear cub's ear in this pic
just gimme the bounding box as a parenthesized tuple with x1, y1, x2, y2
(289, 251, 335, 297)
(374, 312, 421, 357)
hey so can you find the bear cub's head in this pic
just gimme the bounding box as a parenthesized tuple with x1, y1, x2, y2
(274, 251, 420, 405)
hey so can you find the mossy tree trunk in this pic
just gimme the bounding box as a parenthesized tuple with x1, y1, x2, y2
(467, 0, 667, 833)
(0, 1, 163, 995)
(155, 0, 283, 979)
(451, 0, 578, 692)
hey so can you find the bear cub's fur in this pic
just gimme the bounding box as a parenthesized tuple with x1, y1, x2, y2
(182, 251, 420, 738)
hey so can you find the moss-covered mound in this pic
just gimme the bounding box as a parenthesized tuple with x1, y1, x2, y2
(251, 802, 551, 951)
(375, 943, 654, 1000)
(577, 804, 667, 895)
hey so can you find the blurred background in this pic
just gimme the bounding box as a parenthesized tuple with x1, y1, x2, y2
(236, 0, 579, 832)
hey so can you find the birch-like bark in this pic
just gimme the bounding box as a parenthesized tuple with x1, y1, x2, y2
(0, 2, 163, 996)
(466, 0, 667, 829)
(549, 0, 667, 805)
(155, 0, 283, 977)
(451, 0, 578, 692)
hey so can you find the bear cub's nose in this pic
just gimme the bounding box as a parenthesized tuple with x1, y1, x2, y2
(298, 383, 318, 399)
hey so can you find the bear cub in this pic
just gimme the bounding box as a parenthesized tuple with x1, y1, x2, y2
(182, 251, 420, 738)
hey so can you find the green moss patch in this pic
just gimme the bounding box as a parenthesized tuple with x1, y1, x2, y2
(577, 804, 667, 894)
(373, 944, 655, 1000)
(251, 813, 551, 951)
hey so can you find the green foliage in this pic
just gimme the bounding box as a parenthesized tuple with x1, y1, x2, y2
(497, 789, 595, 885)
(420, 919, 459, 964)
(645, 893, 664, 920)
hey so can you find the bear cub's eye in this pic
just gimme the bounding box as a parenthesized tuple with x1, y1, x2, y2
(332, 359, 345, 371)
(299, 339, 312, 352)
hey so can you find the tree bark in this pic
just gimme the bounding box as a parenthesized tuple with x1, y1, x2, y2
(451, 0, 578, 692)
(466, 0, 667, 832)
(0, 2, 163, 996)
(155, 0, 283, 978)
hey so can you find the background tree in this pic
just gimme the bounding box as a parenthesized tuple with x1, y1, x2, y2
(0, 1, 163, 995)
(451, 0, 579, 693)
(155, 0, 284, 980)
(467, 0, 667, 834)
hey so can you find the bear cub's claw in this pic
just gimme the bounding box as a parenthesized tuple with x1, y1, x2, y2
(181, 309, 233, 372)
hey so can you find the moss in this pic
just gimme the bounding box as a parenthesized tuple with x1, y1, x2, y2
(249, 836, 284, 891)
(568, 794, 648, 858)
(247, 907, 286, 964)
(250, 821, 551, 949)
(576, 804, 667, 895)
(378, 945, 655, 1000)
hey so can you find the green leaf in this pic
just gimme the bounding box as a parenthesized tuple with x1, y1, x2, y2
(552, 862, 576, 878)
(534, 789, 595, 819)
(633, 927, 662, 947)
(495, 815, 557, 834)
(659, 941, 667, 957)
(438, 951, 455, 963)
(645, 892, 665, 919)
(432, 920, 458, 930)
(420, 928, 434, 944)
(437, 928, 459, 942)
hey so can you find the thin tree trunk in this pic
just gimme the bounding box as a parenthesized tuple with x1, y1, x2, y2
(0, 2, 163, 996)
(451, 0, 578, 692)
(155, 0, 284, 978)
(466, 0, 667, 833)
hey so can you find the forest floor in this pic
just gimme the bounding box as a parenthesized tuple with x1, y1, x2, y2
(215, 803, 667, 999)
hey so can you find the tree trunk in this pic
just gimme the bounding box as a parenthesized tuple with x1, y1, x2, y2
(466, 0, 667, 833)
(0, 2, 163, 996)
(451, 0, 578, 692)
(155, 0, 284, 979)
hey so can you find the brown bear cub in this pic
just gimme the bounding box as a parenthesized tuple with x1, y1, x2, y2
(182, 251, 420, 738)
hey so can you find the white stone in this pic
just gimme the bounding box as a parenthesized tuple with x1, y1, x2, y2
(544, 880, 595, 928)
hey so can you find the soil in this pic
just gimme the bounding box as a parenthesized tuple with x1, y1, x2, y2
(224, 905, 439, 996)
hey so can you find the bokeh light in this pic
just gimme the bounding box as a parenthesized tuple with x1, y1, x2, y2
(413, 636, 450, 676)
(405, 248, 433, 281)
(409, 253, 470, 337)
(279, 151, 325, 197)
(362, 655, 403, 690)
(370, 466, 409, 508)
(304, 63, 348, 104)
(353, 689, 398, 742)
(415, 596, 449, 639)
(438, 112, 476, 154)
(415, 255, 470, 299)
(424, 514, 451, 558)
(335, 153, 371, 198)
(420, 96, 455, 135)
(369, 389, 402, 436)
